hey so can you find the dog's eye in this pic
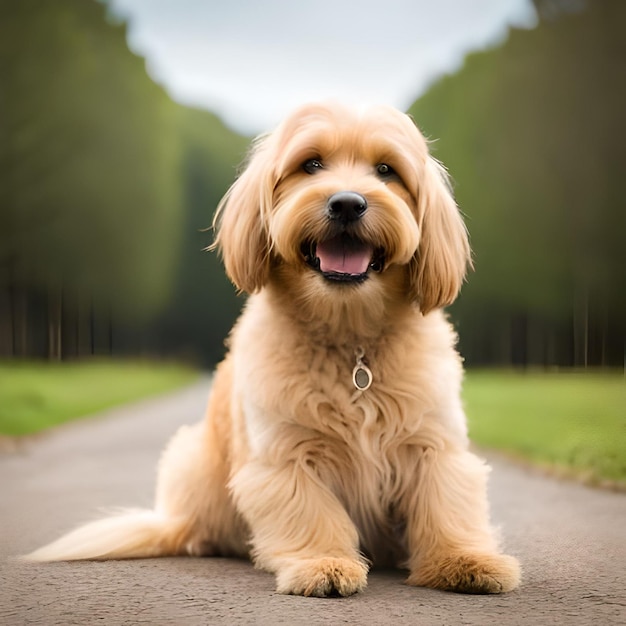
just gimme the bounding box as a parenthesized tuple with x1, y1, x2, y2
(302, 158, 324, 174)
(376, 163, 396, 179)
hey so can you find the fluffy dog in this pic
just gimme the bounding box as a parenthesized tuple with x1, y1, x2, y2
(26, 103, 521, 596)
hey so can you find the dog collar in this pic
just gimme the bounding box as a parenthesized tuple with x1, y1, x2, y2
(352, 347, 373, 391)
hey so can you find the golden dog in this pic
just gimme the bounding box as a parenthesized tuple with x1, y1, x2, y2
(26, 103, 521, 596)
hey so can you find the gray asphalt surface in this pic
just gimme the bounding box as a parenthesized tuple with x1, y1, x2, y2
(0, 376, 624, 625)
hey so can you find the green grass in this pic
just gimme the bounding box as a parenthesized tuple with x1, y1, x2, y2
(0, 360, 199, 436)
(2, 362, 624, 488)
(464, 370, 626, 488)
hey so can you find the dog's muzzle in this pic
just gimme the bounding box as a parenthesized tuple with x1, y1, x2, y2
(302, 192, 385, 283)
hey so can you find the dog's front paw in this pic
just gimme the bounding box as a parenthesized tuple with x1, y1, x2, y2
(408, 553, 521, 594)
(275, 556, 368, 597)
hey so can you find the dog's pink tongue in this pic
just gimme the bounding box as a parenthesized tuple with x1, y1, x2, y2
(316, 235, 373, 274)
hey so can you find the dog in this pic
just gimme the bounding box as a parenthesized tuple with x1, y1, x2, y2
(25, 102, 521, 596)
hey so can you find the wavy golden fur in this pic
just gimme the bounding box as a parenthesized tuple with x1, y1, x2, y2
(26, 103, 520, 596)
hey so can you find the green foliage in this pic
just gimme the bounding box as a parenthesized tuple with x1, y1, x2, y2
(464, 370, 626, 486)
(408, 1, 626, 366)
(0, 0, 184, 320)
(0, 0, 250, 361)
(0, 360, 198, 435)
(149, 107, 251, 366)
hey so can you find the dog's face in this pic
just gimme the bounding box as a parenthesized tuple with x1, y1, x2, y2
(213, 103, 470, 315)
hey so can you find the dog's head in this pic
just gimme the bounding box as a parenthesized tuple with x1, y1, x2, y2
(213, 103, 470, 315)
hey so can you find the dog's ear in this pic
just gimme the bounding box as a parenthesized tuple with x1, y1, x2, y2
(408, 156, 472, 314)
(211, 141, 273, 294)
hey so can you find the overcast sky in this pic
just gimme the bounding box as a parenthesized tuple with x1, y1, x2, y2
(107, 0, 537, 134)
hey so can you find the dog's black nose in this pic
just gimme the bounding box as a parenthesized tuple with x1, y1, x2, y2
(326, 191, 367, 223)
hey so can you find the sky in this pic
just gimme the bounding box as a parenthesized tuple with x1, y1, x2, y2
(106, 0, 537, 135)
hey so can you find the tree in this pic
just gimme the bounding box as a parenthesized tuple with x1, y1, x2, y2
(0, 0, 251, 362)
(0, 0, 183, 356)
(408, 0, 626, 367)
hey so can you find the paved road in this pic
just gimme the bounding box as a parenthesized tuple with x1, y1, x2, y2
(1, 377, 624, 625)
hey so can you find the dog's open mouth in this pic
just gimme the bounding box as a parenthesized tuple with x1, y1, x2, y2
(302, 234, 385, 283)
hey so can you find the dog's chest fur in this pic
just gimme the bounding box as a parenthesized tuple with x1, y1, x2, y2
(230, 291, 467, 563)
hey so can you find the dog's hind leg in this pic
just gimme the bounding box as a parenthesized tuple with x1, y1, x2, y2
(24, 362, 248, 562)
(154, 415, 249, 559)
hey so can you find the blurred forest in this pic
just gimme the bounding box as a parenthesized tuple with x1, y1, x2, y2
(0, 0, 623, 368)
(0, 0, 248, 365)
(409, 0, 625, 367)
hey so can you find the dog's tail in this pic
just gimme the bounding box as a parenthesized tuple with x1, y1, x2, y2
(21, 509, 188, 562)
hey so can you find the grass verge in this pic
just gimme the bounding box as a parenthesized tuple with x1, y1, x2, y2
(0, 360, 199, 436)
(464, 370, 625, 489)
(2, 362, 623, 489)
